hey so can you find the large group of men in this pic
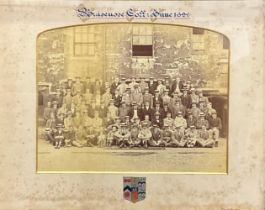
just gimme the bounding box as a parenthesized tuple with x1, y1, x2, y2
(42, 76, 222, 149)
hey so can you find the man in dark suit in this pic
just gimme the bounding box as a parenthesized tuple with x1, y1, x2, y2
(151, 112, 163, 129)
(181, 88, 192, 109)
(148, 77, 157, 95)
(110, 77, 120, 96)
(170, 77, 184, 95)
(140, 101, 152, 121)
(128, 103, 142, 121)
(151, 102, 165, 121)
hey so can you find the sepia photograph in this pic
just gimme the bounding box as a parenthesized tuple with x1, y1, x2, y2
(36, 23, 229, 173)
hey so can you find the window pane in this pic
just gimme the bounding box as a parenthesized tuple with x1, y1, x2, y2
(88, 45, 95, 55)
(82, 33, 88, 42)
(75, 27, 82, 33)
(133, 36, 139, 45)
(145, 26, 152, 35)
(133, 26, 139, 35)
(75, 33, 82, 42)
(143, 36, 152, 45)
(88, 33, 94, 42)
(75, 44, 82, 55)
(82, 44, 88, 55)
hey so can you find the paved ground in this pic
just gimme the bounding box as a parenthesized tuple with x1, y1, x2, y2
(37, 131, 227, 173)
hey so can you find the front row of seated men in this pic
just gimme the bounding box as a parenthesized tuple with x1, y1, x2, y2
(44, 111, 220, 149)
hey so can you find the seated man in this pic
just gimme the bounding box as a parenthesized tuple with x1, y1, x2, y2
(185, 125, 198, 148)
(85, 125, 97, 147)
(149, 124, 165, 147)
(152, 112, 163, 129)
(130, 124, 141, 147)
(171, 125, 186, 147)
(97, 129, 107, 147)
(163, 112, 174, 129)
(197, 125, 214, 148)
(106, 125, 118, 146)
(141, 114, 152, 128)
(53, 124, 65, 149)
(196, 112, 209, 129)
(138, 122, 152, 148)
(162, 125, 173, 146)
(64, 126, 75, 147)
(44, 112, 57, 144)
(115, 123, 131, 148)
(174, 111, 187, 132)
(73, 125, 87, 147)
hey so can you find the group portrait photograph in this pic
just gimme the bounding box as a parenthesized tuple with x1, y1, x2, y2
(37, 23, 229, 173)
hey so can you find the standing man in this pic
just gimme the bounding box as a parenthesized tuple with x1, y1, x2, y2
(171, 77, 183, 94)
(181, 88, 192, 109)
(142, 87, 153, 108)
(131, 83, 143, 107)
(110, 77, 120, 96)
(148, 77, 157, 95)
(116, 78, 128, 96)
(208, 111, 222, 147)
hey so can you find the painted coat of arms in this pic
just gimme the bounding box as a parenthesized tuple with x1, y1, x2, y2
(123, 177, 146, 203)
